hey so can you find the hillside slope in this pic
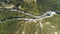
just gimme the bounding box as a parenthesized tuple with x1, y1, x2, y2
(0, 0, 60, 34)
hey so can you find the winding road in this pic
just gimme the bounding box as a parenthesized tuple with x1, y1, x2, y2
(0, 8, 57, 22)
